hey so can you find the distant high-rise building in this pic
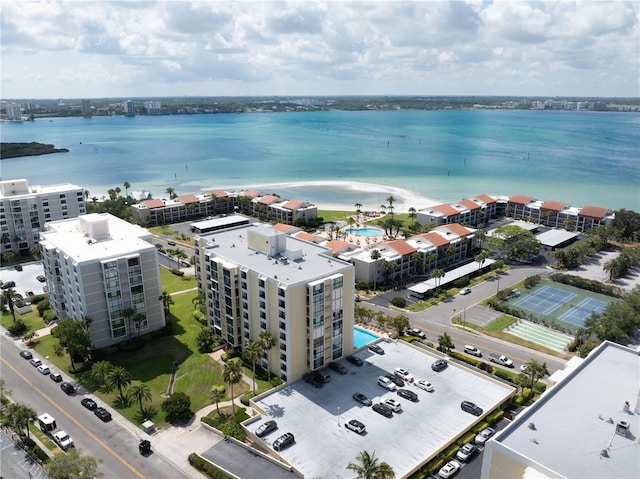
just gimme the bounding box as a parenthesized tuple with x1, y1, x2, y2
(123, 100, 136, 116)
(1, 101, 23, 121)
(143, 100, 162, 115)
(81, 99, 92, 117)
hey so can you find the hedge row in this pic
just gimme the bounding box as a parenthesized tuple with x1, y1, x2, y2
(188, 453, 234, 479)
(550, 273, 624, 298)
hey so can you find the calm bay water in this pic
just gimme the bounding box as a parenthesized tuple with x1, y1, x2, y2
(1, 110, 638, 211)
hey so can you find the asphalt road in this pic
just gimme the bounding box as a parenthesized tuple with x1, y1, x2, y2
(363, 263, 567, 375)
(1, 333, 189, 479)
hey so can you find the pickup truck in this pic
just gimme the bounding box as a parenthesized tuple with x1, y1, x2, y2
(38, 413, 74, 450)
(489, 354, 514, 368)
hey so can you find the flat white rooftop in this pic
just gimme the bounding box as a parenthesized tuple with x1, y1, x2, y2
(487, 342, 640, 479)
(535, 229, 579, 248)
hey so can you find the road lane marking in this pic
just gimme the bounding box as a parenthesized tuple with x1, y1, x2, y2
(1, 357, 146, 479)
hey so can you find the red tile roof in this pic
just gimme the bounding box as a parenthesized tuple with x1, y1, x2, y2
(509, 194, 534, 205)
(142, 199, 165, 209)
(282, 200, 305, 210)
(177, 194, 198, 204)
(579, 205, 610, 219)
(474, 194, 496, 205)
(273, 223, 301, 234)
(541, 200, 567, 212)
(459, 199, 482, 211)
(420, 232, 449, 248)
(258, 195, 281, 205)
(385, 240, 417, 256)
(294, 231, 323, 243)
(325, 240, 351, 254)
(437, 223, 472, 237)
(242, 190, 263, 198)
(205, 189, 228, 198)
(434, 204, 460, 217)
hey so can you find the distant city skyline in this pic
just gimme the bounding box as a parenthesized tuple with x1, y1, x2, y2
(1, 1, 639, 99)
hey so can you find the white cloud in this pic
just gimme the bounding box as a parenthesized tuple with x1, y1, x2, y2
(1, 0, 638, 98)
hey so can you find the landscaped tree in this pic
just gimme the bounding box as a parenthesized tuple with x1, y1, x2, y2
(210, 385, 226, 415)
(123, 181, 131, 198)
(47, 448, 103, 479)
(51, 317, 92, 372)
(195, 328, 217, 353)
(0, 286, 21, 324)
(107, 366, 133, 400)
(192, 293, 207, 316)
(429, 268, 445, 288)
(6, 403, 37, 440)
(437, 332, 454, 352)
(346, 450, 395, 479)
(91, 360, 115, 389)
(385, 196, 396, 221)
(165, 187, 177, 199)
(488, 225, 540, 262)
(133, 312, 146, 339)
(29, 245, 41, 258)
(162, 391, 193, 423)
(370, 249, 381, 260)
(222, 358, 244, 421)
(380, 261, 398, 284)
(244, 340, 262, 394)
(259, 330, 277, 383)
(3, 251, 16, 265)
(408, 207, 417, 225)
(121, 307, 136, 339)
(159, 291, 174, 316)
(128, 383, 153, 413)
(387, 314, 410, 336)
(475, 250, 489, 270)
(517, 359, 548, 389)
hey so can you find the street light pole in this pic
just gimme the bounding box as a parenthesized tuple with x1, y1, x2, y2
(496, 276, 500, 296)
(337, 406, 341, 427)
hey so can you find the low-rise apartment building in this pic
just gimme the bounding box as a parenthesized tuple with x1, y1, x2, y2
(417, 194, 498, 227)
(194, 219, 354, 383)
(0, 179, 86, 255)
(39, 213, 165, 349)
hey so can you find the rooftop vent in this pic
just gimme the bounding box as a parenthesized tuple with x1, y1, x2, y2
(615, 420, 630, 437)
(528, 422, 536, 430)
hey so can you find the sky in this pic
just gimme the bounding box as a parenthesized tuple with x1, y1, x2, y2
(1, 0, 639, 100)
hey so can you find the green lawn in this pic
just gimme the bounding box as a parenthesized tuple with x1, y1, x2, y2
(159, 267, 197, 294)
(317, 210, 353, 223)
(1, 307, 47, 334)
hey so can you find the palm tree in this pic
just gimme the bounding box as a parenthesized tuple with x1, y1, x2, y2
(222, 358, 243, 421)
(1, 286, 21, 324)
(210, 385, 225, 415)
(259, 330, 276, 383)
(6, 403, 37, 440)
(346, 450, 395, 479)
(165, 187, 176, 199)
(354, 202, 363, 215)
(429, 268, 445, 288)
(123, 181, 131, 198)
(437, 332, 454, 352)
(128, 383, 152, 413)
(245, 340, 262, 394)
(29, 245, 41, 259)
(385, 195, 396, 221)
(192, 293, 207, 316)
(133, 312, 146, 339)
(408, 207, 417, 225)
(84, 189, 90, 200)
(91, 360, 114, 388)
(159, 291, 174, 316)
(121, 307, 135, 339)
(107, 366, 133, 400)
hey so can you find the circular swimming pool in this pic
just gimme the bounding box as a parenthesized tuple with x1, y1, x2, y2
(345, 227, 384, 237)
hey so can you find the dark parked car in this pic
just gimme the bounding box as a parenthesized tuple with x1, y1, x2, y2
(94, 407, 112, 422)
(49, 372, 63, 383)
(368, 344, 385, 355)
(81, 398, 98, 411)
(328, 362, 348, 375)
(60, 382, 75, 395)
(346, 355, 363, 366)
(345, 419, 366, 434)
(397, 389, 418, 402)
(312, 371, 331, 383)
(456, 442, 478, 462)
(385, 373, 405, 387)
(19, 350, 33, 360)
(461, 400, 483, 416)
(273, 432, 295, 451)
(14, 264, 23, 271)
(372, 403, 393, 418)
(431, 359, 448, 372)
(304, 373, 324, 388)
(36, 275, 46, 283)
(255, 420, 278, 438)
(1, 281, 16, 289)
(352, 392, 372, 407)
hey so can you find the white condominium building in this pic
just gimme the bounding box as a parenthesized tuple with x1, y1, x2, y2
(39, 213, 165, 349)
(0, 179, 86, 255)
(194, 219, 355, 383)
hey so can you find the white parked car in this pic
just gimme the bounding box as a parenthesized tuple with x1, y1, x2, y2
(475, 427, 496, 445)
(383, 398, 402, 413)
(377, 376, 397, 391)
(414, 379, 434, 392)
(520, 364, 529, 372)
(52, 430, 74, 450)
(459, 287, 471, 295)
(394, 367, 414, 383)
(463, 345, 482, 357)
(438, 460, 461, 478)
(37, 364, 50, 375)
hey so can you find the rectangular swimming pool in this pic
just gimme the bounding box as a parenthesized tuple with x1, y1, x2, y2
(353, 326, 379, 348)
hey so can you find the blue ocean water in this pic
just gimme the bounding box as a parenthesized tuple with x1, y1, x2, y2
(1, 110, 638, 211)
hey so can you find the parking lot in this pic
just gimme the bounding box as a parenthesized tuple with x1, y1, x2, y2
(0, 262, 47, 298)
(250, 340, 514, 479)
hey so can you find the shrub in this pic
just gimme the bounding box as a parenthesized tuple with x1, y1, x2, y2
(240, 392, 254, 406)
(36, 299, 50, 317)
(486, 409, 504, 426)
(162, 392, 193, 423)
(42, 310, 57, 324)
(170, 269, 185, 276)
(456, 431, 476, 446)
(222, 421, 246, 442)
(8, 319, 28, 337)
(493, 368, 516, 382)
(453, 276, 470, 288)
(196, 328, 216, 353)
(449, 351, 479, 367)
(29, 294, 46, 305)
(533, 382, 547, 395)
(390, 297, 407, 308)
(188, 453, 235, 479)
(270, 377, 282, 387)
(477, 362, 493, 373)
